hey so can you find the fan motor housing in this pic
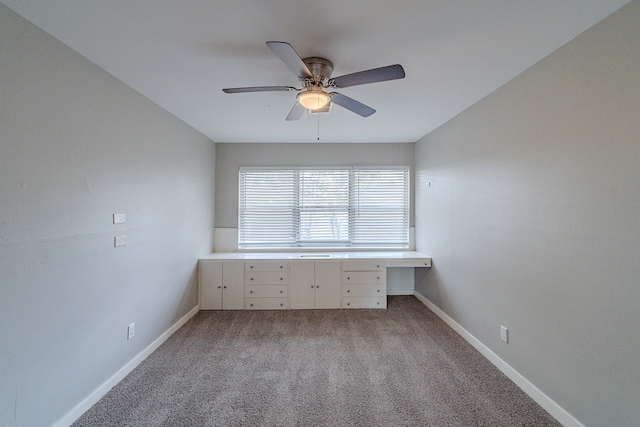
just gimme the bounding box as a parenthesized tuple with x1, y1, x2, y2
(303, 57, 333, 79)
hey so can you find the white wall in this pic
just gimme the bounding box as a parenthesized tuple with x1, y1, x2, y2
(0, 5, 215, 426)
(414, 2, 640, 426)
(215, 142, 415, 229)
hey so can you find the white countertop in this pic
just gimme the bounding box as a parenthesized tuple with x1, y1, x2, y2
(199, 251, 431, 267)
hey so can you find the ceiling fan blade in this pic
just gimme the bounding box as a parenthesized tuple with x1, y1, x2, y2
(330, 93, 375, 117)
(223, 86, 297, 94)
(266, 41, 313, 78)
(285, 101, 305, 121)
(331, 64, 405, 88)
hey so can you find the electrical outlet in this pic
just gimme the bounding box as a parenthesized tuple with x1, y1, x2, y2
(500, 325, 508, 343)
(127, 323, 135, 340)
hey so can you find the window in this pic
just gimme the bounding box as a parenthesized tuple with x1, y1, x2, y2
(238, 167, 409, 249)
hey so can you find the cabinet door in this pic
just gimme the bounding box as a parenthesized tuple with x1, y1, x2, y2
(314, 260, 341, 309)
(222, 261, 244, 309)
(289, 261, 315, 309)
(200, 261, 223, 310)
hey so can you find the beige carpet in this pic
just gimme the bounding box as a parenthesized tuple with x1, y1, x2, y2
(73, 296, 560, 426)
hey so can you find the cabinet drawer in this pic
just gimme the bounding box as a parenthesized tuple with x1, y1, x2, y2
(341, 271, 384, 284)
(245, 271, 289, 285)
(342, 260, 384, 271)
(246, 285, 288, 298)
(343, 296, 386, 309)
(343, 284, 384, 297)
(245, 261, 287, 272)
(385, 258, 431, 268)
(246, 297, 288, 310)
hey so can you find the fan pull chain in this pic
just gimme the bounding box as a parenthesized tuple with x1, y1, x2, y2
(317, 109, 320, 141)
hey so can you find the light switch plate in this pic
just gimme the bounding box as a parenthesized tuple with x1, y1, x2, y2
(113, 213, 126, 224)
(500, 325, 509, 343)
(114, 235, 127, 247)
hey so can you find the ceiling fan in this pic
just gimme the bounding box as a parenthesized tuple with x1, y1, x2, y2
(222, 41, 405, 121)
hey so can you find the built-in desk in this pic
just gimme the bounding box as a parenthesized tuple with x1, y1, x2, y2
(198, 252, 431, 310)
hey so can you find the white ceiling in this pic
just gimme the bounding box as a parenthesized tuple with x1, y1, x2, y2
(2, 1, 631, 143)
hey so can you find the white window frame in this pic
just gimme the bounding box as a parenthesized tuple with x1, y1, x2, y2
(238, 166, 410, 250)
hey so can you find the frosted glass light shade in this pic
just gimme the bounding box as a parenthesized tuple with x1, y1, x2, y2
(298, 90, 330, 110)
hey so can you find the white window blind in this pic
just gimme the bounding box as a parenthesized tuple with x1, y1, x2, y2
(239, 167, 409, 249)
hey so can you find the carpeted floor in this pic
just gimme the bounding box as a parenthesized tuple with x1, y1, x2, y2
(73, 296, 560, 426)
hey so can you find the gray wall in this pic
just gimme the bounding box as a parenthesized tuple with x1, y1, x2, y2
(0, 5, 215, 426)
(414, 2, 640, 426)
(215, 142, 415, 228)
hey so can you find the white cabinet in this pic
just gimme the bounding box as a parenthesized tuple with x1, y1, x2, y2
(200, 252, 431, 311)
(315, 260, 341, 308)
(289, 261, 314, 309)
(199, 261, 244, 310)
(290, 260, 341, 309)
(245, 261, 288, 309)
(341, 260, 386, 309)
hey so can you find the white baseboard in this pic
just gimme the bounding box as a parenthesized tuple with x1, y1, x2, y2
(413, 291, 583, 427)
(53, 305, 201, 427)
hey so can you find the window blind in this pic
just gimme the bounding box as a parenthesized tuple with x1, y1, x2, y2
(238, 167, 409, 249)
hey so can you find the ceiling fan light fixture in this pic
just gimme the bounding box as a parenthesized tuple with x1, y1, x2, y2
(223, 42, 405, 120)
(298, 89, 330, 110)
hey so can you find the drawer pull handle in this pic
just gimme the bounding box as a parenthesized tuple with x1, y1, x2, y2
(316, 285, 319, 289)
(311, 285, 314, 289)
(377, 289, 380, 293)
(377, 276, 380, 280)
(377, 264, 380, 268)
(250, 303, 254, 307)
(223, 286, 227, 289)
(347, 302, 351, 306)
(347, 277, 350, 280)
(217, 286, 221, 289)
(377, 302, 380, 305)
(280, 303, 284, 307)
(347, 290, 350, 293)
(250, 265, 254, 269)
(250, 278, 253, 281)
(280, 265, 284, 269)
(249, 290, 253, 294)
(280, 290, 283, 294)
(280, 277, 283, 281)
